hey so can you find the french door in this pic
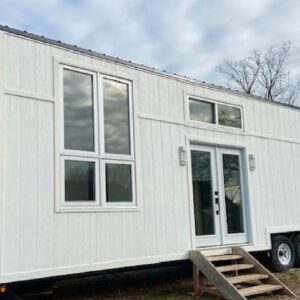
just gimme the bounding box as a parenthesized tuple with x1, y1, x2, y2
(190, 144, 248, 247)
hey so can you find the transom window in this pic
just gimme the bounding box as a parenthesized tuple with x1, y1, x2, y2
(189, 97, 242, 129)
(60, 66, 135, 209)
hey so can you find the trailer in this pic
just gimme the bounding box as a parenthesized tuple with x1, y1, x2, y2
(0, 25, 299, 295)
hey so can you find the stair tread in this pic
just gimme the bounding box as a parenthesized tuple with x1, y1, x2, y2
(239, 284, 283, 297)
(208, 254, 243, 262)
(216, 264, 254, 272)
(227, 273, 269, 284)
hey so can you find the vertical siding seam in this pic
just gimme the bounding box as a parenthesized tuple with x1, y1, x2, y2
(17, 97, 22, 272)
(50, 48, 54, 269)
(170, 125, 179, 251)
(138, 120, 146, 258)
(35, 102, 39, 270)
(121, 213, 125, 260)
(17, 38, 21, 91)
(150, 121, 158, 255)
(159, 122, 167, 254)
(0, 32, 5, 275)
(33, 42, 37, 93)
(181, 125, 191, 249)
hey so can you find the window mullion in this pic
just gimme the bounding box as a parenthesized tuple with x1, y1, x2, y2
(60, 65, 136, 211)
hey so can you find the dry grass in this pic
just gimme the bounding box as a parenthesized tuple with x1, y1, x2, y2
(13, 265, 300, 299)
(252, 269, 300, 300)
(54, 269, 300, 300)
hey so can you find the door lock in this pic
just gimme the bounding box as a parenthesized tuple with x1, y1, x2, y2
(214, 191, 219, 204)
(214, 191, 220, 215)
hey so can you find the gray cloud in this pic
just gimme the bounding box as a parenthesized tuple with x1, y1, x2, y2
(0, 0, 299, 87)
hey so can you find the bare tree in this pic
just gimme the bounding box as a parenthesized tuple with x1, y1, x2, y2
(217, 41, 300, 105)
(217, 50, 261, 95)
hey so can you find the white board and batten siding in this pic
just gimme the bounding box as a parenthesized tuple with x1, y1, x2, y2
(0, 29, 300, 284)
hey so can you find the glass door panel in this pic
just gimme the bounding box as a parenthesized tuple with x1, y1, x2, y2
(191, 150, 215, 236)
(191, 145, 221, 247)
(222, 153, 244, 234)
(217, 148, 248, 245)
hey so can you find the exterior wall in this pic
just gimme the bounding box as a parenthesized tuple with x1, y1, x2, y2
(0, 31, 5, 283)
(0, 33, 191, 283)
(1, 31, 300, 283)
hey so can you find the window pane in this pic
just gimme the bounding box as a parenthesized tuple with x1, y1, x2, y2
(65, 160, 95, 201)
(189, 99, 215, 123)
(63, 69, 94, 151)
(191, 150, 215, 236)
(106, 164, 132, 202)
(218, 104, 242, 128)
(103, 79, 130, 155)
(222, 154, 244, 234)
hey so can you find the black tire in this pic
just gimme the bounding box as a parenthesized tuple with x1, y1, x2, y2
(293, 234, 300, 266)
(270, 235, 295, 272)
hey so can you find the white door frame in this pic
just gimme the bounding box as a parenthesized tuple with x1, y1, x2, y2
(190, 143, 249, 248)
(190, 144, 222, 247)
(216, 147, 248, 245)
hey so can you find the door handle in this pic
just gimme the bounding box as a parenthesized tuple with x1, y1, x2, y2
(214, 191, 219, 204)
(214, 191, 219, 215)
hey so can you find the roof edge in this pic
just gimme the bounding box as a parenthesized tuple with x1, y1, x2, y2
(0, 24, 299, 111)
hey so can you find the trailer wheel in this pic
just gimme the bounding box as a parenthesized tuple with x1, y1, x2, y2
(293, 234, 300, 266)
(270, 235, 295, 272)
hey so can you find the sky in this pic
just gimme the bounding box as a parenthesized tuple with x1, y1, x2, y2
(0, 0, 300, 87)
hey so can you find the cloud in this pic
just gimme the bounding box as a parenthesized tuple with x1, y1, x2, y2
(0, 0, 299, 87)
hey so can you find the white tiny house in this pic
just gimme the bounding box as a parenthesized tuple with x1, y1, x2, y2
(0, 25, 300, 285)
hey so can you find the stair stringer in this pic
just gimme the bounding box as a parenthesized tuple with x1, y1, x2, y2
(189, 250, 246, 300)
(231, 247, 296, 298)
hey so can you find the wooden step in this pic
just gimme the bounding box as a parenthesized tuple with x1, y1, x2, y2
(227, 274, 269, 284)
(201, 247, 232, 257)
(239, 284, 283, 297)
(208, 254, 243, 262)
(216, 264, 254, 273)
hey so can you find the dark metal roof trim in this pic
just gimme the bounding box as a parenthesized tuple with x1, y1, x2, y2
(0, 24, 299, 111)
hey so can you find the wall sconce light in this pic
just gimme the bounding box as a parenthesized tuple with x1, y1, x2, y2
(249, 154, 256, 171)
(179, 146, 187, 166)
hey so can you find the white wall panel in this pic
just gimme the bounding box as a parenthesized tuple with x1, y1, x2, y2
(2, 96, 21, 274)
(2, 31, 300, 283)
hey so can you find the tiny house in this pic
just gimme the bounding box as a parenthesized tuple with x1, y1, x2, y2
(0, 25, 300, 285)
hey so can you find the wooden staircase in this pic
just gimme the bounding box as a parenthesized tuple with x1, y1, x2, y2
(190, 246, 296, 299)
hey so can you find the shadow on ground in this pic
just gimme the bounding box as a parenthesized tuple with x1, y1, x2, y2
(5, 261, 300, 299)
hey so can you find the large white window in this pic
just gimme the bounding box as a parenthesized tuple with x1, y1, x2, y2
(60, 66, 135, 210)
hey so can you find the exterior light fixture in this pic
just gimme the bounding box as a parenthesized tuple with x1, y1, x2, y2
(179, 146, 187, 166)
(249, 154, 256, 171)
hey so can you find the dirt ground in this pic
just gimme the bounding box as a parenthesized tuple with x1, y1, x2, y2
(8, 263, 300, 299)
(253, 269, 300, 300)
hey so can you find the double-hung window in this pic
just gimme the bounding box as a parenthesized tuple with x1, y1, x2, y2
(60, 66, 135, 210)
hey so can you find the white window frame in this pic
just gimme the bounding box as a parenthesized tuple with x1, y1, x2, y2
(189, 97, 216, 125)
(101, 159, 136, 207)
(217, 102, 243, 129)
(61, 156, 100, 207)
(187, 95, 244, 131)
(98, 74, 135, 161)
(60, 65, 99, 157)
(58, 64, 137, 211)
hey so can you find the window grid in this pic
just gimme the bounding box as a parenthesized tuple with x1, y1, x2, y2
(188, 96, 243, 130)
(60, 65, 136, 209)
